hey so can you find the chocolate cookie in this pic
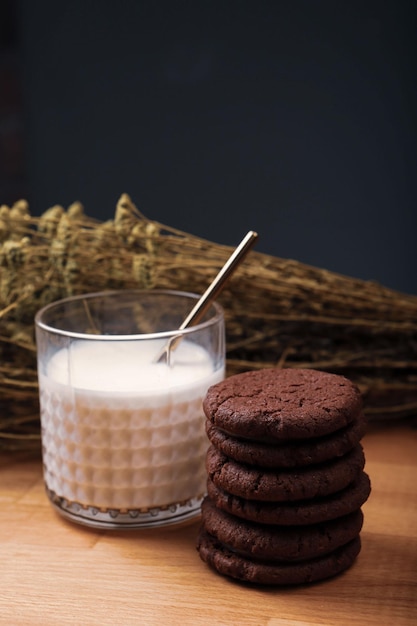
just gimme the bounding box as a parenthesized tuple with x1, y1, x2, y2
(197, 529, 362, 585)
(201, 497, 363, 561)
(206, 444, 365, 502)
(203, 368, 363, 441)
(207, 471, 371, 525)
(205, 417, 366, 468)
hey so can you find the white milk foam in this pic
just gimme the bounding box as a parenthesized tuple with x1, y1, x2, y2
(40, 339, 224, 510)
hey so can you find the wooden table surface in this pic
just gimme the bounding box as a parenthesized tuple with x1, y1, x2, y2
(1, 419, 416, 626)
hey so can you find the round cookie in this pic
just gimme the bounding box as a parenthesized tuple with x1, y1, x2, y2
(201, 497, 364, 561)
(205, 417, 366, 468)
(206, 444, 365, 502)
(206, 471, 371, 525)
(203, 368, 363, 441)
(197, 530, 362, 585)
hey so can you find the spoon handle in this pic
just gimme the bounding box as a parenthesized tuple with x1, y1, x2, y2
(179, 230, 258, 330)
(156, 230, 258, 363)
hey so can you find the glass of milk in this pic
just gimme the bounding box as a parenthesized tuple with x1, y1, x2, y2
(35, 289, 225, 529)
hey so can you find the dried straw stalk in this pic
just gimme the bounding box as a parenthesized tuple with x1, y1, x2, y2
(1, 194, 417, 451)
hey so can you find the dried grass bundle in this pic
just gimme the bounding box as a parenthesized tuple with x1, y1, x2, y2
(1, 193, 416, 451)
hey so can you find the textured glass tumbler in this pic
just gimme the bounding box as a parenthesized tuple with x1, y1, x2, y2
(35, 290, 225, 529)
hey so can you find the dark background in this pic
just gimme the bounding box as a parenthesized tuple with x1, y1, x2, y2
(2, 1, 416, 293)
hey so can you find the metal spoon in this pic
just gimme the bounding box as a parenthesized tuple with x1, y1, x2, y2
(156, 230, 258, 364)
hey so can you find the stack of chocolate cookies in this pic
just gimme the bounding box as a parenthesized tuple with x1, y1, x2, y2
(197, 368, 371, 585)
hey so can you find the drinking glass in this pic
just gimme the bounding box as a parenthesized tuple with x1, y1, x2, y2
(35, 289, 225, 528)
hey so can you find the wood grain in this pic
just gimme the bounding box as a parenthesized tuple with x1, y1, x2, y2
(1, 420, 416, 626)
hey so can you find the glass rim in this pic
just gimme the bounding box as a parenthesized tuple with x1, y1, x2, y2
(34, 288, 224, 341)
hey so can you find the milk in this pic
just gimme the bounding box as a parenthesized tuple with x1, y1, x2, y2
(39, 339, 224, 512)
